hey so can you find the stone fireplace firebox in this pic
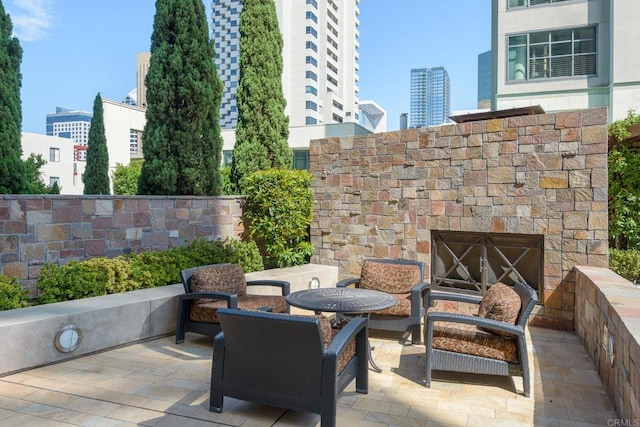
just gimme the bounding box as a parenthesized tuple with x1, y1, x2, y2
(310, 108, 609, 330)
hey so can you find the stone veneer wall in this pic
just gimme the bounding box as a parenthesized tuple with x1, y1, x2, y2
(0, 195, 244, 295)
(310, 108, 609, 329)
(574, 266, 640, 420)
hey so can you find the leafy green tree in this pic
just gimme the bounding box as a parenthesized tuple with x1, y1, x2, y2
(23, 153, 58, 194)
(84, 93, 110, 194)
(243, 169, 314, 268)
(138, 0, 223, 196)
(113, 160, 143, 195)
(231, 0, 292, 193)
(0, 1, 26, 194)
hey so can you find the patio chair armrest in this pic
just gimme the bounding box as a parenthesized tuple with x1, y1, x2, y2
(247, 280, 291, 296)
(178, 292, 238, 308)
(325, 316, 368, 357)
(425, 291, 482, 307)
(426, 311, 524, 337)
(336, 277, 360, 288)
(410, 281, 431, 314)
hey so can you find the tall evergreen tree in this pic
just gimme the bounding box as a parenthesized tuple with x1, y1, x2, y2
(84, 93, 110, 194)
(231, 0, 292, 193)
(138, 0, 223, 196)
(0, 1, 26, 194)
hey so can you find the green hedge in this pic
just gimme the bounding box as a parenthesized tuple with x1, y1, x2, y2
(609, 248, 640, 283)
(0, 275, 29, 311)
(26, 238, 263, 306)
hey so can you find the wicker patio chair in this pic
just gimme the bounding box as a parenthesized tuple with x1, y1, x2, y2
(337, 258, 429, 344)
(424, 282, 538, 397)
(210, 308, 369, 427)
(175, 263, 290, 344)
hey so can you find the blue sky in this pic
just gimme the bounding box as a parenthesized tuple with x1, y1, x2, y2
(8, 0, 491, 134)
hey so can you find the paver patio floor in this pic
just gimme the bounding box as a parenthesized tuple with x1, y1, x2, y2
(0, 326, 618, 426)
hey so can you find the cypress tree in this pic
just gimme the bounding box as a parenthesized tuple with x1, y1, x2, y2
(231, 0, 292, 193)
(138, 0, 223, 196)
(84, 93, 110, 194)
(0, 1, 26, 193)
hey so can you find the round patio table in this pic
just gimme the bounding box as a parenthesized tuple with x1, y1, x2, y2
(286, 287, 397, 372)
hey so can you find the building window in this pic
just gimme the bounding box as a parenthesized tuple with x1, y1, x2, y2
(332, 113, 343, 123)
(508, 0, 573, 7)
(130, 130, 141, 154)
(49, 147, 60, 162)
(306, 70, 318, 81)
(49, 177, 60, 186)
(292, 150, 310, 170)
(306, 41, 317, 52)
(305, 85, 318, 95)
(305, 11, 318, 24)
(508, 27, 596, 81)
(305, 116, 317, 125)
(223, 150, 233, 166)
(305, 26, 318, 38)
(306, 0, 318, 9)
(305, 56, 318, 67)
(305, 101, 317, 111)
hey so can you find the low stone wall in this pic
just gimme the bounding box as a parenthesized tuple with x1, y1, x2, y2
(0, 264, 338, 376)
(0, 195, 244, 295)
(574, 266, 640, 420)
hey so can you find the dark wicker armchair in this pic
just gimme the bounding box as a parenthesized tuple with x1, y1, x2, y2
(424, 282, 538, 397)
(210, 308, 369, 427)
(337, 258, 429, 344)
(175, 263, 290, 344)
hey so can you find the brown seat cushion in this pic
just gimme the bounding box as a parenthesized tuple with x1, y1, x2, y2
(189, 294, 288, 323)
(372, 293, 411, 316)
(427, 307, 518, 363)
(478, 283, 521, 337)
(190, 264, 247, 300)
(359, 260, 421, 294)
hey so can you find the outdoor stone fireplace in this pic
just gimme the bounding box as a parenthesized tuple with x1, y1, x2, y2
(309, 107, 609, 330)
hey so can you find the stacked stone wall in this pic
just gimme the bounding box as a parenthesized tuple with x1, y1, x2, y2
(0, 195, 244, 295)
(310, 108, 609, 329)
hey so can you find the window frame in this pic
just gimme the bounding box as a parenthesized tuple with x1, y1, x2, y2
(506, 26, 597, 82)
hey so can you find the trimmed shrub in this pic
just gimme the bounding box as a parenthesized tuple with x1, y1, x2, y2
(32, 238, 263, 306)
(243, 169, 315, 268)
(0, 275, 29, 310)
(609, 248, 640, 283)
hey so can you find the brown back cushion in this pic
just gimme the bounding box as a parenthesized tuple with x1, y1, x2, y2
(190, 264, 247, 297)
(478, 282, 521, 337)
(359, 260, 421, 294)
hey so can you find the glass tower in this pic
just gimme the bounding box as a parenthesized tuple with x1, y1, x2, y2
(409, 66, 450, 128)
(477, 50, 492, 109)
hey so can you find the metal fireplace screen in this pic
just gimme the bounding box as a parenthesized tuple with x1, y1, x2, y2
(431, 230, 543, 301)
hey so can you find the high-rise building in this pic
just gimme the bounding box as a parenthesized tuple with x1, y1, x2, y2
(46, 107, 92, 161)
(477, 50, 492, 109)
(492, 0, 640, 121)
(211, 0, 361, 129)
(409, 66, 451, 128)
(136, 52, 151, 109)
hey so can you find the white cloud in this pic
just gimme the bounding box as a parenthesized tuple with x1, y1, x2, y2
(8, 0, 54, 42)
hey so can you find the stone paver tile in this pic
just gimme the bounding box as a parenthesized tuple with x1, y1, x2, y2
(0, 381, 39, 399)
(104, 405, 165, 426)
(18, 402, 95, 424)
(0, 412, 76, 426)
(364, 410, 427, 427)
(64, 395, 122, 416)
(82, 415, 139, 426)
(94, 377, 153, 394)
